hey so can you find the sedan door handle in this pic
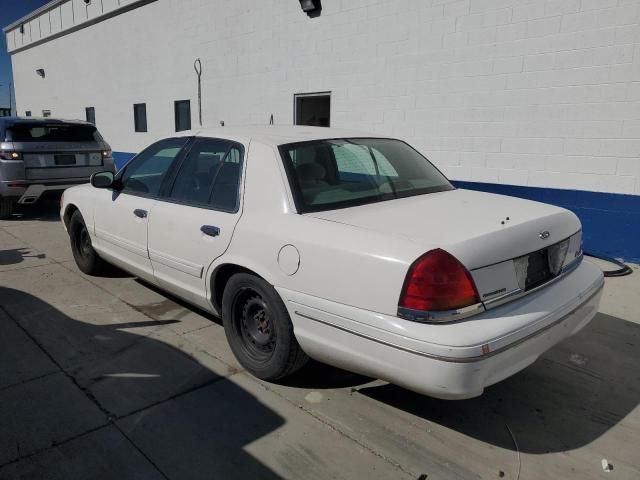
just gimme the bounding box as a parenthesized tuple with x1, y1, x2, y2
(133, 209, 148, 218)
(201, 225, 220, 237)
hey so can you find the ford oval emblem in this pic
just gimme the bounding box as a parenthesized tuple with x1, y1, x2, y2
(539, 231, 550, 240)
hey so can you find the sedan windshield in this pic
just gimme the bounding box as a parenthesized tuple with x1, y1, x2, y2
(280, 138, 454, 213)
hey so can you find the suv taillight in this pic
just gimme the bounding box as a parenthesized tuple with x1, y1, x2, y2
(102, 150, 112, 159)
(399, 249, 480, 312)
(0, 152, 22, 160)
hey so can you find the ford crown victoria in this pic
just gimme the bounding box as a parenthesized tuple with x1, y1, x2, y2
(61, 126, 604, 399)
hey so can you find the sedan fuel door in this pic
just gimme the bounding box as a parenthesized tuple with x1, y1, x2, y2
(147, 138, 245, 308)
(92, 137, 190, 282)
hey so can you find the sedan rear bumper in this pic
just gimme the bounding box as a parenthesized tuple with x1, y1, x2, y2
(278, 260, 604, 399)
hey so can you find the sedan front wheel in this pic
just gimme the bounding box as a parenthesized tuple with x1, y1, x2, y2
(222, 273, 308, 380)
(69, 210, 108, 275)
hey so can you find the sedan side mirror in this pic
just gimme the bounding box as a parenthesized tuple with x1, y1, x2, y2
(91, 171, 115, 189)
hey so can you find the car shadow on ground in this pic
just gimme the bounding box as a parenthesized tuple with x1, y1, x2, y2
(3, 197, 62, 222)
(131, 278, 374, 390)
(0, 286, 286, 479)
(356, 312, 640, 454)
(98, 263, 135, 278)
(134, 277, 222, 323)
(279, 360, 373, 390)
(0, 248, 46, 266)
(105, 270, 640, 453)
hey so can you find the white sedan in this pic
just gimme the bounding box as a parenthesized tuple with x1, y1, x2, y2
(61, 126, 604, 399)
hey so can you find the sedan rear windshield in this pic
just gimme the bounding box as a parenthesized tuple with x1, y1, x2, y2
(280, 138, 454, 213)
(5, 123, 101, 142)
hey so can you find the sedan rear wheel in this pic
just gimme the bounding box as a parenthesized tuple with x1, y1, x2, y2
(222, 273, 308, 380)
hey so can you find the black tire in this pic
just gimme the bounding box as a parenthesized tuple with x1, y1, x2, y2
(69, 210, 108, 275)
(0, 198, 14, 219)
(222, 273, 308, 380)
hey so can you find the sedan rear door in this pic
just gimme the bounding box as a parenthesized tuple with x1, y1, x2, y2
(147, 138, 245, 309)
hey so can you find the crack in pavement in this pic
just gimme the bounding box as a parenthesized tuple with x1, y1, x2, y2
(245, 375, 416, 478)
(0, 226, 239, 477)
(0, 370, 59, 395)
(0, 261, 54, 273)
(0, 300, 233, 477)
(0, 424, 111, 471)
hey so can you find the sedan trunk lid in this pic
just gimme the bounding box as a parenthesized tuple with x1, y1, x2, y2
(306, 188, 580, 271)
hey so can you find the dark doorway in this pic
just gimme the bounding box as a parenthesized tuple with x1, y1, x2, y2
(294, 92, 330, 127)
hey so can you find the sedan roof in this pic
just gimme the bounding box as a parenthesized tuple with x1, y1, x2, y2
(180, 125, 385, 146)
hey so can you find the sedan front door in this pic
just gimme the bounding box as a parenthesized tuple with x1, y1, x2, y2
(147, 138, 245, 309)
(92, 137, 190, 281)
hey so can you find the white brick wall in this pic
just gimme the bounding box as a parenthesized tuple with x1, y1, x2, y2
(6, 0, 640, 195)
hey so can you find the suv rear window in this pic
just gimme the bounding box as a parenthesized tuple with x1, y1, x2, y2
(5, 124, 101, 142)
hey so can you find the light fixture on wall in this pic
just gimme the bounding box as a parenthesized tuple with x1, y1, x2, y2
(36, 69, 45, 79)
(299, 0, 321, 17)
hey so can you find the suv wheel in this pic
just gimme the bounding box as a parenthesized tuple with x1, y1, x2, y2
(0, 198, 14, 219)
(222, 273, 309, 380)
(69, 210, 108, 275)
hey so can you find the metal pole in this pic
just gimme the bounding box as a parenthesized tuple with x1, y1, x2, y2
(9, 81, 13, 116)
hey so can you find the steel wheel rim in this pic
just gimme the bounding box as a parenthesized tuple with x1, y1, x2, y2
(233, 288, 276, 361)
(79, 227, 92, 257)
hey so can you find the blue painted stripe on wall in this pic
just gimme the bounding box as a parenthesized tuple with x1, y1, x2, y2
(453, 181, 640, 264)
(111, 150, 638, 263)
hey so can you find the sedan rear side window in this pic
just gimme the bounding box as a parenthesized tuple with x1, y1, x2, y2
(120, 138, 189, 197)
(280, 138, 453, 213)
(169, 138, 243, 212)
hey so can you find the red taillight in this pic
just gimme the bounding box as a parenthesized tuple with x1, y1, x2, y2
(399, 249, 480, 311)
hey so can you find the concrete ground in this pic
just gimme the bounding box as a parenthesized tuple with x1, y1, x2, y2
(1, 199, 639, 480)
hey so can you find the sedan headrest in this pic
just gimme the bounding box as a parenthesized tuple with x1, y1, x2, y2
(296, 162, 326, 184)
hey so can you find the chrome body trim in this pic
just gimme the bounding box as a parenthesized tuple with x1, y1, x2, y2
(296, 276, 603, 364)
(397, 301, 485, 323)
(468, 229, 582, 272)
(483, 253, 583, 310)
